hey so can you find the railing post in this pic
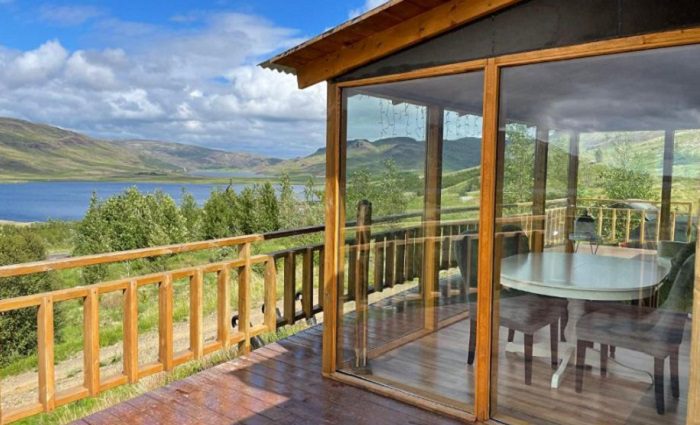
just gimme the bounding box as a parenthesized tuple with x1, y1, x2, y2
(124, 279, 138, 383)
(385, 232, 395, 288)
(640, 210, 647, 246)
(264, 257, 278, 332)
(302, 247, 313, 318)
(283, 252, 296, 324)
(354, 200, 372, 371)
(217, 267, 231, 349)
(611, 208, 617, 241)
(191, 268, 204, 359)
(159, 274, 174, 371)
(625, 209, 632, 242)
(37, 296, 55, 412)
(84, 288, 100, 395)
(238, 243, 251, 354)
(373, 236, 385, 292)
(396, 230, 406, 284)
(317, 247, 324, 310)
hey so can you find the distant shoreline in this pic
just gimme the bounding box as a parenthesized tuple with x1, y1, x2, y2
(0, 219, 33, 226)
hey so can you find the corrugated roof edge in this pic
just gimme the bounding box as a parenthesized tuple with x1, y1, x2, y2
(258, 0, 406, 75)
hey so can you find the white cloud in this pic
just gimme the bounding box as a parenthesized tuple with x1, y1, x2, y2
(349, 0, 388, 19)
(2, 39, 68, 85)
(39, 4, 105, 26)
(0, 12, 326, 158)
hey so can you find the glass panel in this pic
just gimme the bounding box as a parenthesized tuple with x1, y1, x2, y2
(491, 44, 699, 425)
(337, 71, 484, 410)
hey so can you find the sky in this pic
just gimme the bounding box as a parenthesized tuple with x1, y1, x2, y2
(0, 0, 387, 158)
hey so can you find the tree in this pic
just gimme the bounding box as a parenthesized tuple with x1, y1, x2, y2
(202, 186, 238, 239)
(598, 139, 655, 200)
(278, 173, 298, 229)
(255, 182, 280, 232)
(502, 123, 535, 205)
(236, 186, 257, 235)
(179, 189, 203, 241)
(0, 228, 61, 364)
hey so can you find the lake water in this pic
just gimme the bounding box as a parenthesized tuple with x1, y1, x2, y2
(0, 181, 301, 223)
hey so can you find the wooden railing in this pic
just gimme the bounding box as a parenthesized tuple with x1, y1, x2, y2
(0, 197, 693, 423)
(0, 234, 286, 424)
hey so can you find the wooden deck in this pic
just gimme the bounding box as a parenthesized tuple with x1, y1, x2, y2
(74, 326, 463, 425)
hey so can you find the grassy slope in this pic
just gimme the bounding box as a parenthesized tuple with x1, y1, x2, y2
(0, 118, 281, 182)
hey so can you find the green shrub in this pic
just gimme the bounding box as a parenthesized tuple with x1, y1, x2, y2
(0, 227, 61, 365)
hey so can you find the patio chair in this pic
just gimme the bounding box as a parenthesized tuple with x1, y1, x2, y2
(569, 210, 600, 254)
(454, 224, 567, 385)
(575, 252, 695, 414)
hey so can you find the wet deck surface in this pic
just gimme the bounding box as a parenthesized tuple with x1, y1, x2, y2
(74, 326, 462, 425)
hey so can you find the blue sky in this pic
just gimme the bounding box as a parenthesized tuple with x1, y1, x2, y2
(0, 0, 386, 158)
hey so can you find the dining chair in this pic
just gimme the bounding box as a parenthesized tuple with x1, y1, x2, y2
(454, 224, 567, 385)
(575, 253, 695, 414)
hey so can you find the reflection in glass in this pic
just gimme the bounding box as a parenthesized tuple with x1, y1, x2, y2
(492, 45, 698, 425)
(337, 72, 483, 410)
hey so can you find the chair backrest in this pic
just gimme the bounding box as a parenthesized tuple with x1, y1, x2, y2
(453, 224, 530, 299)
(660, 253, 695, 313)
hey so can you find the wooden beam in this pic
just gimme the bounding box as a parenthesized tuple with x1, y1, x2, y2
(532, 126, 549, 253)
(659, 129, 675, 241)
(37, 296, 55, 412)
(687, 234, 700, 425)
(475, 58, 499, 422)
(422, 105, 444, 331)
(322, 82, 343, 375)
(296, 0, 521, 88)
(564, 132, 580, 253)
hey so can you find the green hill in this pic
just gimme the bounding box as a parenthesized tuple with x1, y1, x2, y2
(0, 118, 280, 181)
(271, 136, 482, 177)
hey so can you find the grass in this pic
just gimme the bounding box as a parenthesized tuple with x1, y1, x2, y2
(13, 323, 308, 425)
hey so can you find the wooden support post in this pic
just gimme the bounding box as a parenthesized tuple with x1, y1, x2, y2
(238, 243, 251, 354)
(475, 59, 499, 421)
(124, 279, 138, 383)
(347, 246, 356, 301)
(611, 208, 618, 241)
(301, 248, 314, 318)
(659, 129, 675, 241)
(640, 210, 647, 246)
(354, 200, 372, 371)
(598, 207, 604, 238)
(532, 126, 549, 253)
(322, 82, 344, 375)
(217, 267, 231, 348)
(264, 258, 277, 332)
(284, 252, 296, 323)
(37, 296, 55, 412)
(190, 269, 204, 359)
(423, 105, 444, 331)
(159, 274, 174, 371)
(83, 288, 100, 395)
(564, 132, 580, 253)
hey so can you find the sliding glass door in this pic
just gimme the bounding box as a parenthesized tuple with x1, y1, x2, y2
(336, 71, 484, 411)
(491, 44, 700, 425)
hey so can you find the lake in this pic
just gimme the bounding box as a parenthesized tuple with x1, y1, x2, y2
(0, 181, 302, 223)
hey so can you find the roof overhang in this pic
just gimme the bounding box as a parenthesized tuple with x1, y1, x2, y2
(260, 0, 522, 89)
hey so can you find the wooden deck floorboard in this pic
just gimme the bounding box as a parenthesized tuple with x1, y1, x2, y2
(77, 326, 463, 425)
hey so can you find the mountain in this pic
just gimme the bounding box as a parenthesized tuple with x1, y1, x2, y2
(0, 118, 280, 181)
(271, 136, 482, 176)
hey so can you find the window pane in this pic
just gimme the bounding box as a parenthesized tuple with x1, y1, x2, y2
(338, 71, 483, 411)
(491, 45, 699, 425)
